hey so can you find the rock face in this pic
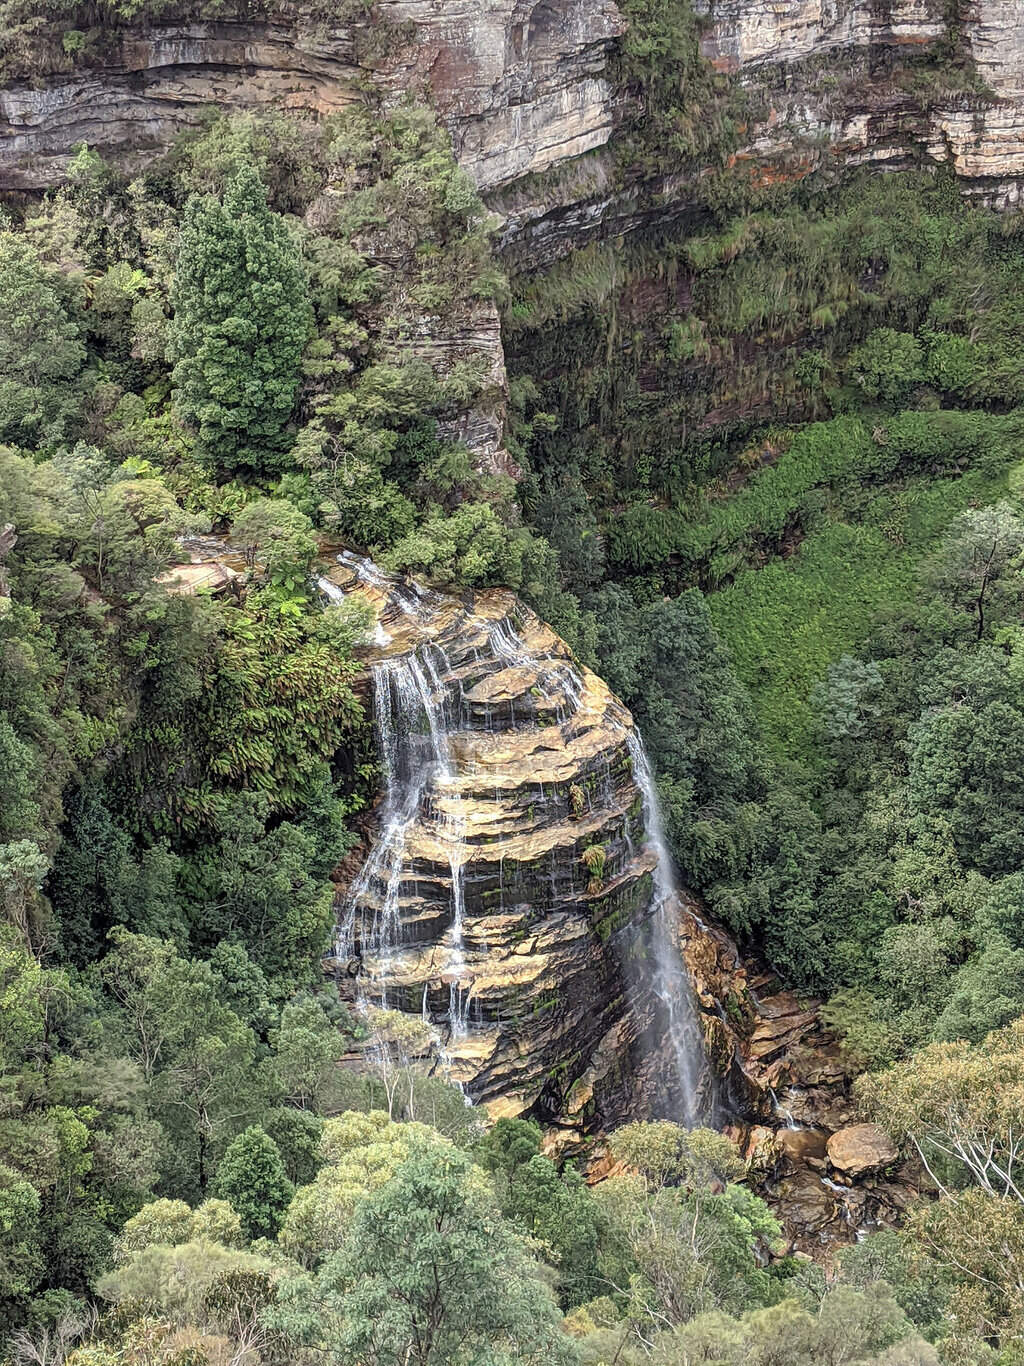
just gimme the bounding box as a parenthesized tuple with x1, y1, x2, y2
(384, 0, 625, 193)
(696, 0, 1024, 208)
(0, 1, 624, 196)
(323, 552, 713, 1131)
(6, 0, 1024, 224)
(677, 918, 921, 1254)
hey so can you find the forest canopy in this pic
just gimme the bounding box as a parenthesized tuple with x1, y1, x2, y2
(3, 0, 1024, 1359)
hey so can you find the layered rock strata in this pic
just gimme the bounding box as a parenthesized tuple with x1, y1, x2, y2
(0, 0, 624, 195)
(324, 556, 919, 1251)
(674, 909, 920, 1256)
(6, 0, 1024, 225)
(698, 0, 1024, 206)
(323, 552, 712, 1128)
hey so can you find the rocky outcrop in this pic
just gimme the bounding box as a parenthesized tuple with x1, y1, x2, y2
(166, 536, 914, 1250)
(323, 552, 712, 1130)
(675, 915, 922, 1254)
(827, 1123, 899, 1178)
(696, 0, 1024, 206)
(0, 0, 624, 196)
(383, 0, 625, 192)
(697, 0, 947, 71)
(393, 298, 520, 481)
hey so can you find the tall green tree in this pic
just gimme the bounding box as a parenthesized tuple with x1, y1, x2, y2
(0, 233, 84, 448)
(169, 166, 312, 474)
(213, 1126, 293, 1241)
(316, 1148, 578, 1366)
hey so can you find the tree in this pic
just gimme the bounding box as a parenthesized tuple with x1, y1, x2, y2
(381, 502, 529, 587)
(593, 1172, 781, 1330)
(0, 933, 46, 1073)
(316, 1148, 579, 1366)
(810, 655, 883, 742)
(169, 166, 312, 474)
(908, 699, 1024, 875)
(0, 233, 84, 448)
(96, 1238, 274, 1328)
(857, 1018, 1024, 1199)
(184, 797, 343, 992)
(230, 498, 317, 586)
(0, 840, 49, 951)
(100, 932, 263, 1198)
(476, 1117, 542, 1201)
(271, 997, 345, 1112)
(933, 941, 1024, 1043)
(0, 1164, 44, 1333)
(929, 502, 1024, 641)
(213, 1126, 293, 1240)
(902, 1189, 1024, 1348)
(117, 1197, 242, 1255)
(361, 1009, 438, 1120)
(849, 328, 925, 404)
(502, 1156, 604, 1307)
(278, 1113, 450, 1266)
(608, 1121, 744, 1191)
(631, 1290, 930, 1366)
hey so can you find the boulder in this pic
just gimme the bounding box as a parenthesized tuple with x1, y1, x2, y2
(826, 1123, 898, 1179)
(743, 1125, 781, 1176)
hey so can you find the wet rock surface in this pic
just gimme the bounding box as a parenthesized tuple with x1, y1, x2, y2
(323, 551, 713, 1131)
(678, 919, 920, 1255)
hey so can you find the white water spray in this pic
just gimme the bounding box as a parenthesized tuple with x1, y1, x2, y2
(336, 640, 474, 1037)
(626, 730, 705, 1128)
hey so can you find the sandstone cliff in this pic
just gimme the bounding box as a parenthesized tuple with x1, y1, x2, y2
(4, 0, 1024, 232)
(0, 0, 623, 197)
(322, 550, 715, 1129)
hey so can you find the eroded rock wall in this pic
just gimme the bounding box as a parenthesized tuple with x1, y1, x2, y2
(0, 0, 624, 194)
(7, 0, 1024, 213)
(324, 553, 713, 1130)
(699, 0, 1024, 206)
(6, 0, 1024, 271)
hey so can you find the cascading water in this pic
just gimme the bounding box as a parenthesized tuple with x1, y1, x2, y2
(331, 554, 709, 1125)
(335, 627, 474, 1038)
(337, 655, 456, 1001)
(625, 730, 707, 1128)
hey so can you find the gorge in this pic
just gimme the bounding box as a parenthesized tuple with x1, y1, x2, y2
(4, 0, 1024, 1357)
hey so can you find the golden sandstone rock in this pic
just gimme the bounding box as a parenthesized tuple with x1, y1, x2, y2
(326, 555, 707, 1130)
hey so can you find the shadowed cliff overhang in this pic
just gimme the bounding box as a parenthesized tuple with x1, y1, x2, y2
(3, 0, 1024, 245)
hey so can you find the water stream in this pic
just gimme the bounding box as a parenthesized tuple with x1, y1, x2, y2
(332, 556, 708, 1124)
(626, 730, 705, 1128)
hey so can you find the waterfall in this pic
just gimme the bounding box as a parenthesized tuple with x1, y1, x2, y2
(330, 554, 709, 1126)
(337, 654, 457, 1002)
(626, 730, 706, 1129)
(336, 638, 473, 1037)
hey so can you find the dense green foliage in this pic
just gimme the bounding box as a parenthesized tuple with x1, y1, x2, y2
(170, 167, 312, 474)
(505, 156, 1024, 1027)
(7, 1, 1024, 1361)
